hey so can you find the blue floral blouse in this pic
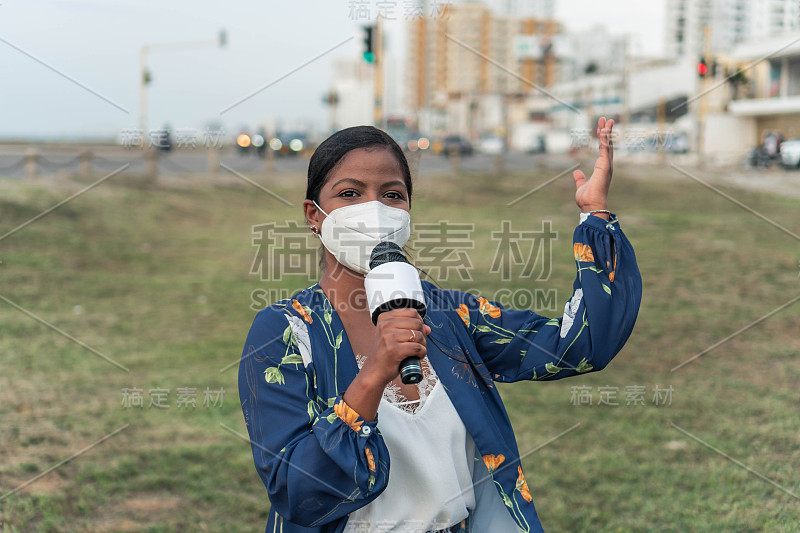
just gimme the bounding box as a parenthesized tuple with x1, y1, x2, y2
(238, 213, 642, 533)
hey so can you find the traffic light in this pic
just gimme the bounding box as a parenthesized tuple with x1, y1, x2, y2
(697, 57, 708, 78)
(362, 25, 375, 63)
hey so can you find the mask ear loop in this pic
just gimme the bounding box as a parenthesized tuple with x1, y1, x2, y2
(312, 200, 329, 218)
(310, 201, 329, 239)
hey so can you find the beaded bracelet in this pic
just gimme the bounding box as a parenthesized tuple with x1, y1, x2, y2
(585, 209, 612, 217)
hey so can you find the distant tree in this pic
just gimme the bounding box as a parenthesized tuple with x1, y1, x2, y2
(726, 67, 750, 100)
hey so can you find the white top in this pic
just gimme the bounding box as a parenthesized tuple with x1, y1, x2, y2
(354, 352, 439, 414)
(343, 378, 477, 533)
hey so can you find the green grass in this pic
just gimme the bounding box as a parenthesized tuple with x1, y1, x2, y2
(1, 162, 799, 532)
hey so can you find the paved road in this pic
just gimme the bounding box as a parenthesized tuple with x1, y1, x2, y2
(1, 148, 797, 202)
(0, 147, 578, 180)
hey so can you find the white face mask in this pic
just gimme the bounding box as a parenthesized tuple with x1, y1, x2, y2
(313, 200, 411, 275)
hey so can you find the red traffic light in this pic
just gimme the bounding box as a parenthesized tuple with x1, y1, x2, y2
(697, 58, 708, 77)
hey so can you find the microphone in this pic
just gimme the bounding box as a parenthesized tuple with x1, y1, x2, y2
(364, 242, 427, 384)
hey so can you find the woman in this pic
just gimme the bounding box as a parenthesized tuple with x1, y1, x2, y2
(239, 120, 642, 533)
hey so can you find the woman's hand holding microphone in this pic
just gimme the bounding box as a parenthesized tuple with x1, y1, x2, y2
(342, 308, 431, 422)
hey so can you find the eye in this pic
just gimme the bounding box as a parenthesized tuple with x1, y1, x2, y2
(339, 189, 358, 197)
(385, 191, 405, 200)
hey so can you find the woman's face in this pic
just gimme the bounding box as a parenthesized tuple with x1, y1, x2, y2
(304, 146, 410, 228)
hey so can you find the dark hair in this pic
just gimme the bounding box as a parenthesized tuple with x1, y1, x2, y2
(305, 125, 413, 206)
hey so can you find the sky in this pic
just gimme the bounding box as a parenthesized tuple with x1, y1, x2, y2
(0, 0, 665, 140)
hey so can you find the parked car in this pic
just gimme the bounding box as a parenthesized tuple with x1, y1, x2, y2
(478, 135, 505, 155)
(269, 132, 311, 157)
(780, 137, 800, 168)
(441, 135, 473, 156)
(390, 132, 431, 152)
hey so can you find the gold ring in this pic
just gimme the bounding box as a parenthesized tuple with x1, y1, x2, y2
(408, 329, 415, 342)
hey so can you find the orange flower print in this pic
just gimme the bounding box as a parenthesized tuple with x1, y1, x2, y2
(483, 453, 505, 473)
(573, 243, 595, 263)
(334, 398, 363, 432)
(364, 447, 376, 473)
(476, 297, 501, 318)
(517, 465, 532, 502)
(292, 299, 313, 324)
(608, 251, 618, 282)
(456, 304, 470, 326)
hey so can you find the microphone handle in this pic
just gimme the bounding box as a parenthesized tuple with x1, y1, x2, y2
(399, 356, 423, 384)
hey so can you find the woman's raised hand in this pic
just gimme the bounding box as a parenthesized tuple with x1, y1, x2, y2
(573, 117, 615, 214)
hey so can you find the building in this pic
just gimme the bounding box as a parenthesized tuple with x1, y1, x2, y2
(326, 48, 403, 132)
(728, 32, 800, 140)
(665, 0, 800, 59)
(661, 1, 800, 156)
(751, 0, 800, 40)
(664, 0, 751, 58)
(328, 59, 374, 131)
(405, 1, 561, 137)
(483, 0, 555, 18)
(552, 25, 627, 81)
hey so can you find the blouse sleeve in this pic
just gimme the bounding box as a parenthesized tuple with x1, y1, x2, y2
(439, 213, 641, 382)
(238, 305, 389, 527)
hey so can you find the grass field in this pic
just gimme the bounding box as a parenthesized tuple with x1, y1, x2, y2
(1, 159, 799, 532)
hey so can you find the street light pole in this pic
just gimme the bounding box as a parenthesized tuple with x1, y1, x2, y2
(696, 24, 711, 165)
(138, 30, 227, 134)
(373, 16, 384, 128)
(621, 34, 630, 130)
(139, 45, 150, 134)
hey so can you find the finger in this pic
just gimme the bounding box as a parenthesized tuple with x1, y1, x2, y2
(382, 308, 423, 319)
(384, 316, 426, 333)
(400, 343, 427, 359)
(599, 117, 610, 146)
(603, 119, 614, 146)
(423, 324, 432, 336)
(572, 169, 587, 189)
(594, 149, 610, 174)
(393, 331, 427, 352)
(394, 328, 425, 342)
(378, 307, 422, 320)
(377, 308, 425, 324)
(596, 126, 611, 171)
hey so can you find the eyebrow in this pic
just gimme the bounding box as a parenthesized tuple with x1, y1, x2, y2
(330, 178, 406, 190)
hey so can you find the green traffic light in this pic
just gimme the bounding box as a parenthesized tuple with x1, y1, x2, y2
(363, 51, 375, 63)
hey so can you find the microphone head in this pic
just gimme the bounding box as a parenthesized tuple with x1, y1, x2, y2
(369, 241, 407, 269)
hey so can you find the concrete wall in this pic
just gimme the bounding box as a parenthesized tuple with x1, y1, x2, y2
(628, 57, 696, 111)
(756, 114, 800, 139)
(703, 113, 757, 156)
